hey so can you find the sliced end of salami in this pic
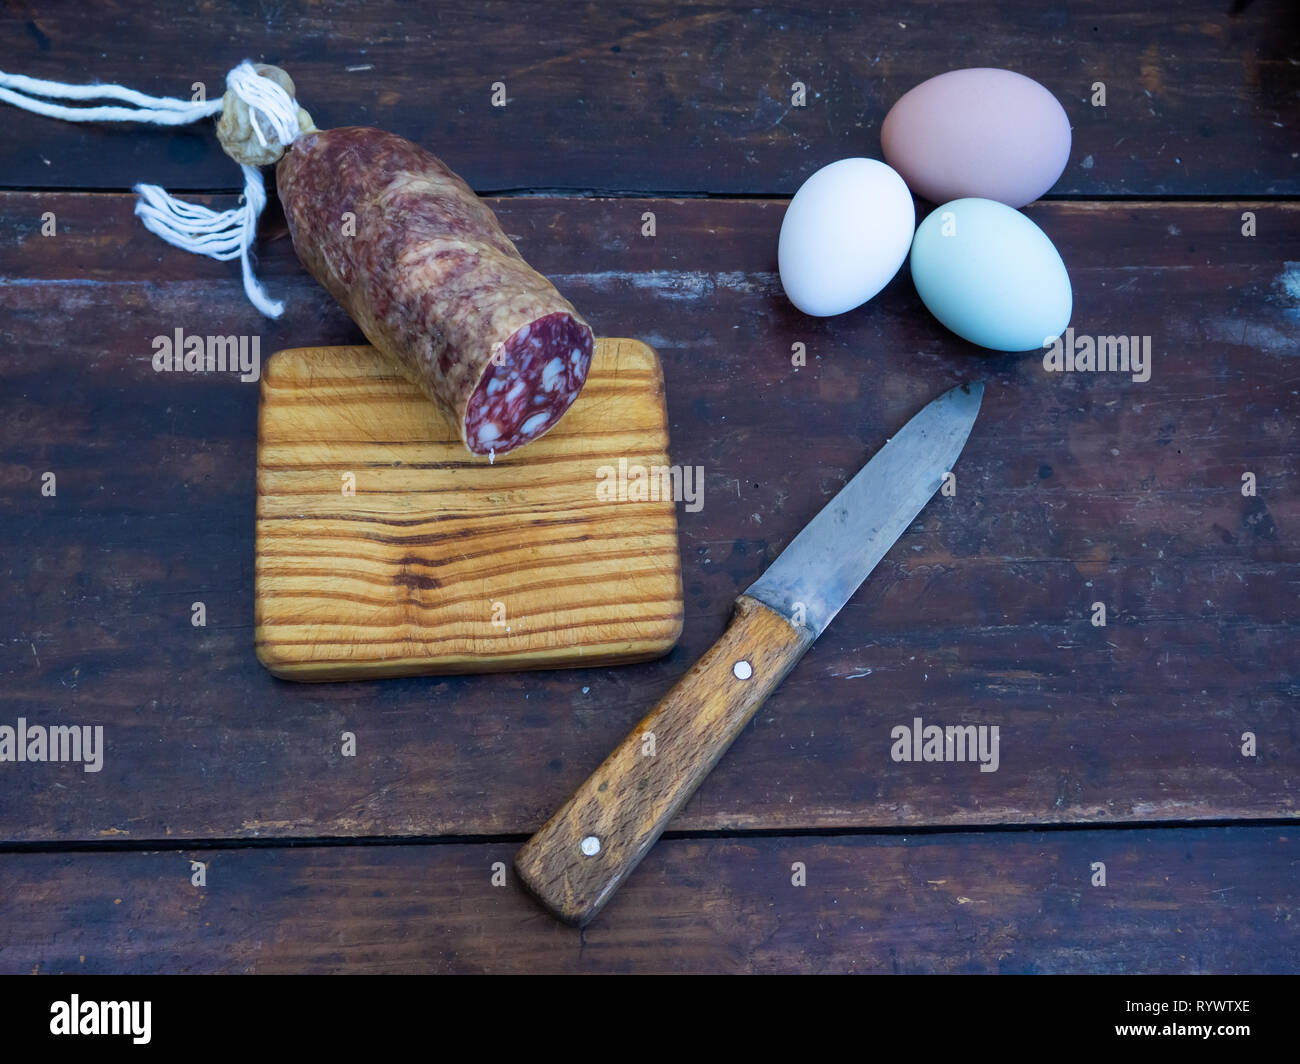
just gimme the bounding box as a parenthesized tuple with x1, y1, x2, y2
(464, 312, 594, 455)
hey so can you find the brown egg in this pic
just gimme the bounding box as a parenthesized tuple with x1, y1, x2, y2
(882, 68, 1072, 208)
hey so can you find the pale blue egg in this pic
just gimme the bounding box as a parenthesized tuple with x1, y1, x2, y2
(910, 198, 1072, 352)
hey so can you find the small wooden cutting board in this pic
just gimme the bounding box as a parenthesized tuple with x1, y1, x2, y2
(254, 339, 684, 681)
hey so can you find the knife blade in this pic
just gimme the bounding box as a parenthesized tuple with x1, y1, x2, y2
(515, 381, 984, 926)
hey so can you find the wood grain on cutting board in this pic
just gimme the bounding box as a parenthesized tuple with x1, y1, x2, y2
(254, 338, 684, 680)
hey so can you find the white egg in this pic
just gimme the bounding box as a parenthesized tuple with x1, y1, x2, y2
(778, 158, 916, 317)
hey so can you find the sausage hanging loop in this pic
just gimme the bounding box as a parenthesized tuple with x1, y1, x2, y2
(0, 60, 312, 318)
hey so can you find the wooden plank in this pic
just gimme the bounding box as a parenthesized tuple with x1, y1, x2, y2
(254, 341, 683, 679)
(0, 193, 1297, 842)
(1, 827, 1296, 973)
(0, 2, 1297, 195)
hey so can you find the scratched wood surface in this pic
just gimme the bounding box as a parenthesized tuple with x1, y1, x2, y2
(0, 191, 1294, 842)
(0, 1, 1297, 197)
(0, 0, 1297, 973)
(1, 828, 1295, 974)
(0, 193, 1295, 843)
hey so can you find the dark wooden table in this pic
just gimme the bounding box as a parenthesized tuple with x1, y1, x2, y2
(1, 2, 1296, 974)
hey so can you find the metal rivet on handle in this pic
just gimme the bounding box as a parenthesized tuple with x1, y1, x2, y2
(733, 660, 753, 680)
(580, 835, 601, 856)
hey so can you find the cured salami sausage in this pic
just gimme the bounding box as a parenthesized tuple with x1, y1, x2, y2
(276, 127, 594, 456)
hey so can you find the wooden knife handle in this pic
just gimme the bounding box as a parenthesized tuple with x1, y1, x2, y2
(514, 594, 814, 926)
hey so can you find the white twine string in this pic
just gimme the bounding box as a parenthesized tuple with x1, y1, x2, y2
(0, 69, 222, 123)
(0, 60, 300, 318)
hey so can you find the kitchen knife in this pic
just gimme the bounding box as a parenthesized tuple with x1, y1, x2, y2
(515, 381, 984, 926)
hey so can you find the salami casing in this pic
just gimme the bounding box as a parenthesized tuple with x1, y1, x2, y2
(276, 127, 594, 455)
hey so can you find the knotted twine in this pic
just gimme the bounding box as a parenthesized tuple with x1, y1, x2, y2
(0, 61, 314, 317)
